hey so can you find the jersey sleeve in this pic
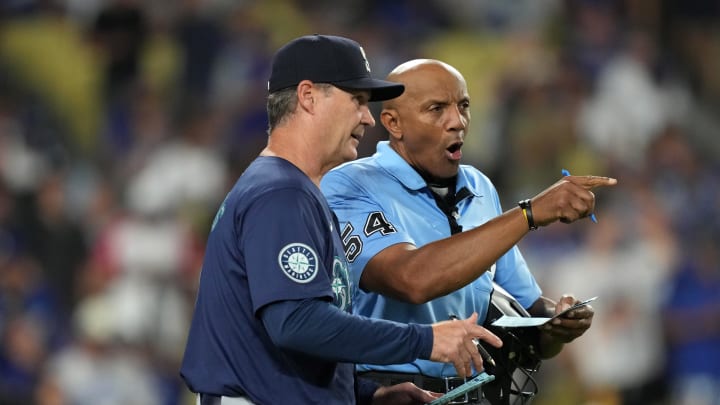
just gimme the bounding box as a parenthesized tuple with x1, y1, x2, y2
(487, 187, 542, 308)
(322, 170, 413, 288)
(260, 298, 433, 364)
(241, 187, 334, 313)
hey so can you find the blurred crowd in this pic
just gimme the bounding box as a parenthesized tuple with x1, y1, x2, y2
(0, 0, 719, 404)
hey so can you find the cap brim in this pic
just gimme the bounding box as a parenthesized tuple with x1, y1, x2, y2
(333, 77, 405, 101)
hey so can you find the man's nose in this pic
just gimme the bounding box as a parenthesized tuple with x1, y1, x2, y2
(361, 106, 376, 127)
(447, 106, 467, 132)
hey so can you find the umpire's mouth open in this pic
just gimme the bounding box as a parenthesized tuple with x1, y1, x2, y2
(446, 141, 463, 161)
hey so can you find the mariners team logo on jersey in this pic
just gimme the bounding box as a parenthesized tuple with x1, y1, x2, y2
(331, 257, 351, 311)
(278, 243, 318, 283)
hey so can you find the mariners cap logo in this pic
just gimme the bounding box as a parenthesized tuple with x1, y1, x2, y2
(278, 243, 318, 283)
(359, 46, 371, 73)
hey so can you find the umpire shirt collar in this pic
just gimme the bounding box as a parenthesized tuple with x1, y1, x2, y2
(374, 141, 483, 197)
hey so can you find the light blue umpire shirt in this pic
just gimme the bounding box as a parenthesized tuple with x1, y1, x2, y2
(321, 141, 542, 377)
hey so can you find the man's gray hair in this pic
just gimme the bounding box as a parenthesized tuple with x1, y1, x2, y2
(266, 84, 335, 134)
(266, 88, 297, 134)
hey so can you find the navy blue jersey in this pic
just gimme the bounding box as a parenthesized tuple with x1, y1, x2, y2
(181, 156, 355, 404)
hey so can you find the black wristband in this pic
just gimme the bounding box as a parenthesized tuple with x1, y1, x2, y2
(518, 199, 538, 230)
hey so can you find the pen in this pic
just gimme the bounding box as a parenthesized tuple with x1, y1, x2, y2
(561, 168, 598, 223)
(553, 296, 599, 319)
(449, 314, 496, 368)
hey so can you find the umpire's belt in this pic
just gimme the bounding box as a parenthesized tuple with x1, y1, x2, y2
(360, 371, 483, 404)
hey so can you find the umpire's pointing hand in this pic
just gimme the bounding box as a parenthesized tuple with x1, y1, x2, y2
(429, 313, 502, 377)
(531, 175, 617, 226)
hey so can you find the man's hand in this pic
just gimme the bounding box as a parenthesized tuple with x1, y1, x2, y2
(532, 175, 617, 226)
(541, 294, 594, 343)
(429, 313, 502, 377)
(528, 295, 594, 358)
(371, 382, 441, 405)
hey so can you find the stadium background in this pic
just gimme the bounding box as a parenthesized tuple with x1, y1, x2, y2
(0, 0, 719, 404)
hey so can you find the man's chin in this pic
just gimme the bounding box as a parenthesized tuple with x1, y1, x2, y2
(441, 162, 461, 177)
(341, 149, 358, 164)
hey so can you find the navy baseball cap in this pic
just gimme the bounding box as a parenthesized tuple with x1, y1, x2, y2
(268, 34, 404, 101)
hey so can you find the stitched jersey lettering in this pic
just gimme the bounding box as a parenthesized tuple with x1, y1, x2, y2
(363, 212, 397, 237)
(341, 223, 363, 263)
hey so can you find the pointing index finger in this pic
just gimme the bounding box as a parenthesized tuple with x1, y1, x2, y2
(586, 175, 617, 189)
(571, 175, 618, 190)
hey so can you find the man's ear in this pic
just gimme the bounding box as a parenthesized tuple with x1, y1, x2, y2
(380, 108, 402, 141)
(297, 80, 315, 112)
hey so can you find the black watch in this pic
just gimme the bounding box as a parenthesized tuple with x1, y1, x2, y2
(518, 199, 538, 230)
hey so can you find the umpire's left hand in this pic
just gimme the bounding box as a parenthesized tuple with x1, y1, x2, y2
(542, 295, 594, 343)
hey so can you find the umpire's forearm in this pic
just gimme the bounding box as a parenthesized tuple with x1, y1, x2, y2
(362, 207, 529, 304)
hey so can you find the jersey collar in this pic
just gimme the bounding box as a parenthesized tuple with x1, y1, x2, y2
(374, 141, 483, 197)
